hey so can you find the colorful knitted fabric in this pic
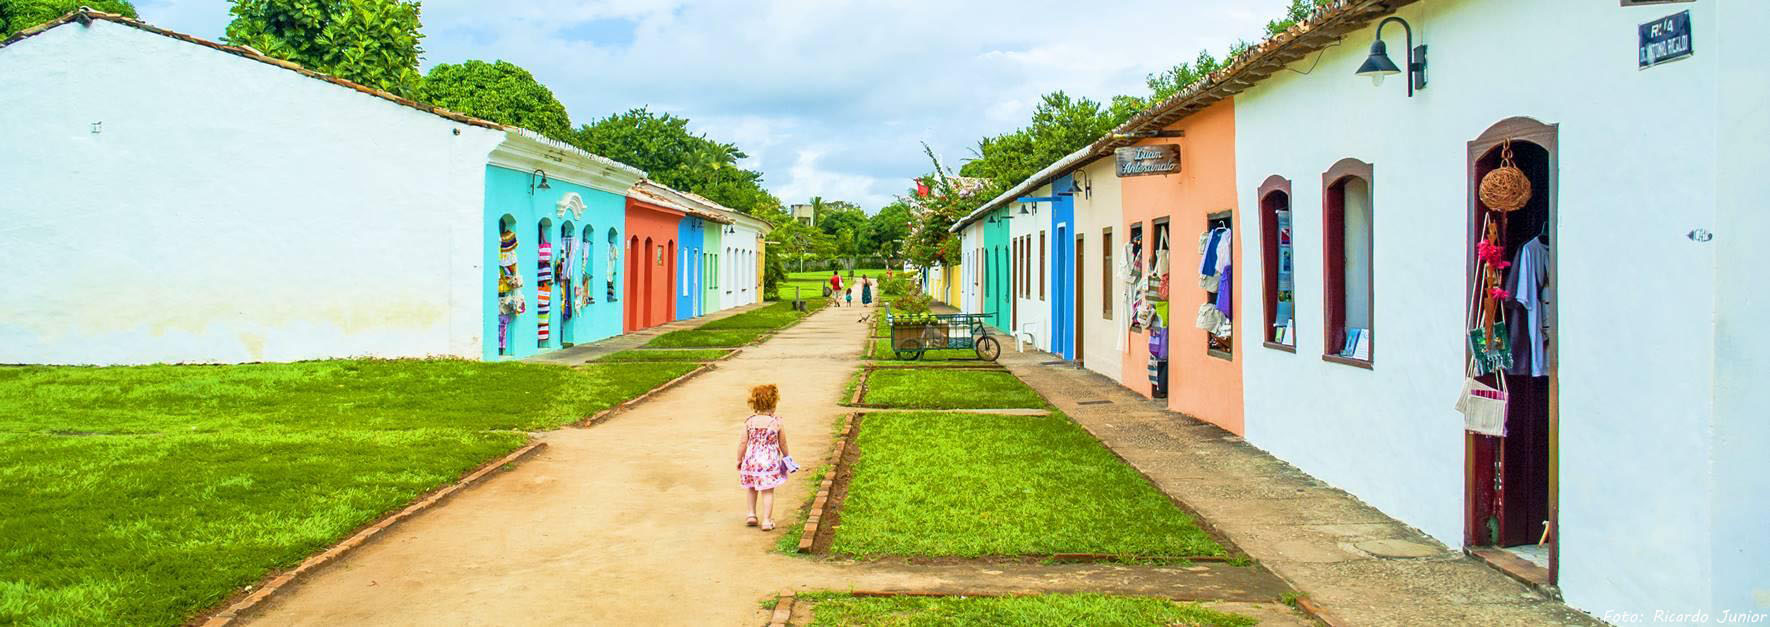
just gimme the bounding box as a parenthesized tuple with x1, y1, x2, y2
(537, 240, 554, 342)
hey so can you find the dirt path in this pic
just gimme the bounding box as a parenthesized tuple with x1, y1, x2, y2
(245, 306, 1302, 626)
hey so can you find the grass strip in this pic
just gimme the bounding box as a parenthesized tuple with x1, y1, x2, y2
(698, 302, 806, 330)
(596, 349, 733, 362)
(831, 411, 1225, 558)
(800, 592, 1256, 626)
(860, 369, 1044, 409)
(644, 328, 771, 348)
(0, 358, 698, 625)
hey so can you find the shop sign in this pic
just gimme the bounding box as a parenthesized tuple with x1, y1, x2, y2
(1638, 10, 1693, 69)
(1115, 145, 1180, 177)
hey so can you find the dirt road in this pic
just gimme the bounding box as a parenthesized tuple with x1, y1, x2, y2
(245, 306, 1302, 626)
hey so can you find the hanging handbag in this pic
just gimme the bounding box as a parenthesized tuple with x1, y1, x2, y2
(1456, 374, 1508, 437)
(1458, 210, 1509, 436)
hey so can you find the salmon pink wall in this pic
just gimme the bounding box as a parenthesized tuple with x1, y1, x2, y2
(1120, 98, 1243, 434)
(624, 198, 681, 331)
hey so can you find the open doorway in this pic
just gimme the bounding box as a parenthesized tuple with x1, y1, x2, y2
(1075, 233, 1085, 365)
(1465, 118, 1558, 585)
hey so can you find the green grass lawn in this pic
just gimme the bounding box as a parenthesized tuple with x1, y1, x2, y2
(775, 268, 889, 302)
(644, 328, 771, 348)
(831, 411, 1225, 559)
(699, 301, 807, 330)
(596, 349, 733, 362)
(0, 358, 697, 625)
(800, 592, 1255, 626)
(860, 369, 1045, 409)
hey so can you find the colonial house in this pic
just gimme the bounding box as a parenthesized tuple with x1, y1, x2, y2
(0, 10, 649, 364)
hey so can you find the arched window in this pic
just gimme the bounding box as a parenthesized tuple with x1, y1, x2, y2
(1322, 158, 1374, 366)
(1257, 175, 1295, 350)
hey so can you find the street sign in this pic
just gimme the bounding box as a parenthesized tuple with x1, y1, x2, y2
(1639, 10, 1693, 69)
(1114, 145, 1180, 177)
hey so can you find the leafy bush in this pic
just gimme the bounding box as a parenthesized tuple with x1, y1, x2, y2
(1, 0, 136, 37)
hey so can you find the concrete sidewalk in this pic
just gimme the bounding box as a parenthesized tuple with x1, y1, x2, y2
(521, 301, 769, 365)
(993, 346, 1602, 627)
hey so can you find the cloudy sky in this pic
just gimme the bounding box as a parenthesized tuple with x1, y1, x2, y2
(135, 0, 1289, 212)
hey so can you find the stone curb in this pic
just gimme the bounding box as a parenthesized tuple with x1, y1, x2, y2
(848, 369, 870, 406)
(798, 412, 858, 553)
(767, 592, 796, 627)
(199, 440, 550, 626)
(577, 363, 715, 427)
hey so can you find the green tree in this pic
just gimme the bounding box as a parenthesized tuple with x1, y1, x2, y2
(224, 0, 425, 96)
(573, 108, 780, 214)
(1, 0, 135, 37)
(1265, 0, 1333, 37)
(416, 60, 572, 141)
(958, 91, 1133, 189)
(866, 201, 914, 264)
(1146, 49, 1224, 103)
(908, 144, 995, 270)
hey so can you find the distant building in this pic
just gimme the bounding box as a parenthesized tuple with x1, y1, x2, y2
(789, 203, 815, 225)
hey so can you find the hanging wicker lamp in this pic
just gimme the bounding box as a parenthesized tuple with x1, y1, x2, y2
(1480, 140, 1532, 212)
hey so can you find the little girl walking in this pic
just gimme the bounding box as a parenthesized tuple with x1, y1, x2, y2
(737, 384, 791, 530)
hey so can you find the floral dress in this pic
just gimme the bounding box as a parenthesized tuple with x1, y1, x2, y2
(738, 415, 787, 490)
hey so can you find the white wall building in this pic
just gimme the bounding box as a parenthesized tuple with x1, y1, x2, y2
(1230, 0, 1767, 619)
(1073, 157, 1125, 383)
(0, 12, 647, 364)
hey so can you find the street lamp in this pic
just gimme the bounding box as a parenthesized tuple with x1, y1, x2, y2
(1355, 16, 1427, 96)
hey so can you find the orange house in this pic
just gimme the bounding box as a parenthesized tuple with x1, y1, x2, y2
(623, 196, 682, 331)
(1116, 98, 1244, 435)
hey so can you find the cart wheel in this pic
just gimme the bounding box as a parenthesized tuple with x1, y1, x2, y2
(975, 336, 1002, 362)
(895, 339, 925, 361)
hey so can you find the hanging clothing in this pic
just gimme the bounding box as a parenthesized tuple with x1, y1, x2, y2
(1198, 227, 1227, 277)
(1505, 238, 1550, 377)
(498, 230, 526, 316)
(537, 239, 553, 343)
(560, 236, 576, 320)
(1215, 264, 1233, 320)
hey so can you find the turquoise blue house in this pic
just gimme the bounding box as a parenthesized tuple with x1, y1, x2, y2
(676, 215, 706, 320)
(483, 131, 646, 360)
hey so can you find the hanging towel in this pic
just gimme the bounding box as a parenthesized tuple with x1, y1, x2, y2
(1213, 228, 1232, 276)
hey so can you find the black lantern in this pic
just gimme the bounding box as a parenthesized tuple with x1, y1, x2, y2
(1355, 17, 1426, 96)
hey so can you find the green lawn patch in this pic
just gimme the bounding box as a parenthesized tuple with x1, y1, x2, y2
(800, 592, 1255, 626)
(860, 369, 1044, 409)
(597, 349, 733, 362)
(644, 328, 771, 348)
(831, 411, 1225, 558)
(699, 301, 806, 330)
(0, 358, 698, 625)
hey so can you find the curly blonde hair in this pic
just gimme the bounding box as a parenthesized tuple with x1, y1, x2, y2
(748, 384, 779, 413)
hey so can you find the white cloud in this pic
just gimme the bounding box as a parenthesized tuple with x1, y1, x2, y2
(133, 0, 1290, 212)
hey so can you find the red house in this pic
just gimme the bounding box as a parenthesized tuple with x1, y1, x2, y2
(623, 192, 683, 331)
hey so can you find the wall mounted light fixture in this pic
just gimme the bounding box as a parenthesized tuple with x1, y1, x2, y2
(1356, 16, 1427, 96)
(528, 169, 551, 195)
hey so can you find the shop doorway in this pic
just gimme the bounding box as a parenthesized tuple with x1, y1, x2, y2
(1075, 233, 1085, 365)
(1465, 117, 1558, 584)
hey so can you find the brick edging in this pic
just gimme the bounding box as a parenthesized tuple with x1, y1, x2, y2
(768, 592, 796, 627)
(577, 363, 715, 427)
(1292, 594, 1344, 627)
(848, 369, 871, 406)
(798, 412, 858, 553)
(198, 440, 550, 626)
